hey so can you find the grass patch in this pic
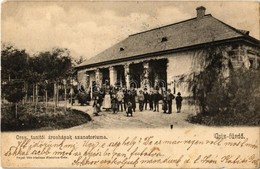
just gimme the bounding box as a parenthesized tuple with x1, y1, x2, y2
(1, 103, 92, 131)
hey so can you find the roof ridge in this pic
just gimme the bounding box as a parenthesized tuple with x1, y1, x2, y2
(211, 16, 246, 36)
(211, 16, 260, 42)
(129, 14, 212, 37)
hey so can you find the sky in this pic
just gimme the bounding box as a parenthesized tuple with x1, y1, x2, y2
(2, 1, 259, 60)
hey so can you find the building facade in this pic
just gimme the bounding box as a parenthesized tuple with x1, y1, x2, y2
(75, 6, 260, 97)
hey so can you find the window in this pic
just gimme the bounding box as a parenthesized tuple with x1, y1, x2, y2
(119, 47, 124, 51)
(249, 59, 254, 68)
(161, 37, 168, 42)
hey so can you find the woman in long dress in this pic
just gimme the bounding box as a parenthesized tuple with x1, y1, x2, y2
(103, 91, 111, 111)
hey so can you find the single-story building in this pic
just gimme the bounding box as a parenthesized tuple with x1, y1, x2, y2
(75, 6, 260, 97)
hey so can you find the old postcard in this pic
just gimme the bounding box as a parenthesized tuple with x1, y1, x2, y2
(1, 1, 260, 168)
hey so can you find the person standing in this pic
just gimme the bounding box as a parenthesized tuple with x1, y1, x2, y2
(166, 89, 175, 114)
(162, 91, 168, 113)
(116, 88, 124, 112)
(103, 90, 111, 111)
(86, 87, 91, 105)
(143, 88, 149, 110)
(126, 101, 133, 117)
(123, 88, 129, 111)
(137, 90, 145, 111)
(97, 92, 103, 111)
(176, 92, 183, 113)
(92, 99, 99, 115)
(149, 90, 154, 111)
(129, 88, 137, 112)
(78, 85, 87, 106)
(111, 94, 118, 113)
(93, 96, 101, 116)
(153, 90, 161, 112)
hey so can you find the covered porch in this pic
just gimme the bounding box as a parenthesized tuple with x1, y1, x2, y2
(77, 58, 169, 94)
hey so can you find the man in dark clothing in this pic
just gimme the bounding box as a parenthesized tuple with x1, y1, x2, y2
(123, 88, 129, 111)
(162, 91, 168, 113)
(111, 94, 118, 114)
(166, 89, 175, 114)
(97, 92, 103, 110)
(149, 90, 154, 111)
(129, 88, 137, 112)
(143, 88, 149, 110)
(176, 92, 183, 113)
(153, 90, 161, 112)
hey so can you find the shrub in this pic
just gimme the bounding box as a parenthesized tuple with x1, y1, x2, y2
(2, 81, 26, 118)
(188, 69, 260, 126)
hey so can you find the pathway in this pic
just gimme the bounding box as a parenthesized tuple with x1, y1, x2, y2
(63, 101, 198, 130)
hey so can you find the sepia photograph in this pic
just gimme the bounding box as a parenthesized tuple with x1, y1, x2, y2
(1, 1, 260, 168)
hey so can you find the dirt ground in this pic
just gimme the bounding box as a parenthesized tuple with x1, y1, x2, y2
(64, 101, 198, 130)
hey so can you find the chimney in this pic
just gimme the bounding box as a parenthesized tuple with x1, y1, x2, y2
(196, 6, 206, 19)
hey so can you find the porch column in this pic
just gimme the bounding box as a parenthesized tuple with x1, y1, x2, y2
(142, 61, 150, 89)
(85, 72, 90, 89)
(80, 71, 87, 89)
(154, 74, 159, 90)
(109, 66, 117, 86)
(124, 64, 130, 89)
(95, 68, 102, 87)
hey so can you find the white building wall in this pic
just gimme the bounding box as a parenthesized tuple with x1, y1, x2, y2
(166, 50, 205, 97)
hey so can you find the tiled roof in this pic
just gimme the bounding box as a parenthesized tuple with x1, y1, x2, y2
(77, 14, 257, 68)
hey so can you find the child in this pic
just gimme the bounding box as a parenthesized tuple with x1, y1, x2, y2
(126, 101, 133, 117)
(93, 96, 101, 116)
(176, 92, 183, 113)
(111, 94, 118, 114)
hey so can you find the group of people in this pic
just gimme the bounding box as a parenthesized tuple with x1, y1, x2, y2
(92, 86, 183, 116)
